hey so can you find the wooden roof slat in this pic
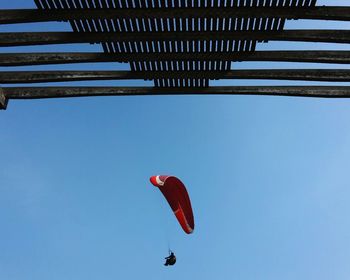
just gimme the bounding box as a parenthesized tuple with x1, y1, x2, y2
(1, 30, 349, 47)
(1, 7, 350, 25)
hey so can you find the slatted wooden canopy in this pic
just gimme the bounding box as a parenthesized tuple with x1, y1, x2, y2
(1, 0, 350, 109)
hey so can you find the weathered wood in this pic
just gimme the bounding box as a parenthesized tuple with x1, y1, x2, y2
(1, 7, 350, 25)
(0, 71, 140, 83)
(0, 88, 7, 110)
(232, 51, 350, 64)
(3, 86, 350, 100)
(0, 52, 126, 66)
(2, 51, 350, 66)
(2, 69, 350, 83)
(1, 30, 349, 47)
(218, 69, 350, 82)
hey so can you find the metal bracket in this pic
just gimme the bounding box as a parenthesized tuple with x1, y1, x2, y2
(0, 88, 8, 110)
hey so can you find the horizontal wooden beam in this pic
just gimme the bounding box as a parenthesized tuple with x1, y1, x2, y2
(2, 86, 350, 102)
(0, 52, 124, 66)
(1, 30, 349, 47)
(1, 7, 349, 25)
(2, 69, 350, 83)
(2, 51, 350, 66)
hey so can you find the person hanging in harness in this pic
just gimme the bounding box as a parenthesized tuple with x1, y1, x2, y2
(164, 251, 176, 266)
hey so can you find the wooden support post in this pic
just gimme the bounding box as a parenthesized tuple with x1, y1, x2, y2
(0, 88, 7, 110)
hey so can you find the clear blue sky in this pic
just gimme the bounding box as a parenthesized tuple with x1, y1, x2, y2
(1, 1, 350, 280)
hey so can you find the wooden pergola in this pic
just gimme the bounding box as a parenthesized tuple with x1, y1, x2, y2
(1, 0, 350, 109)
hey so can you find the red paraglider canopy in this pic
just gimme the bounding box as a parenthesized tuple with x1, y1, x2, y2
(150, 175, 194, 234)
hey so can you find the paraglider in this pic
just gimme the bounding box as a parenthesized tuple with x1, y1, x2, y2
(150, 175, 194, 234)
(150, 175, 195, 266)
(164, 251, 176, 266)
